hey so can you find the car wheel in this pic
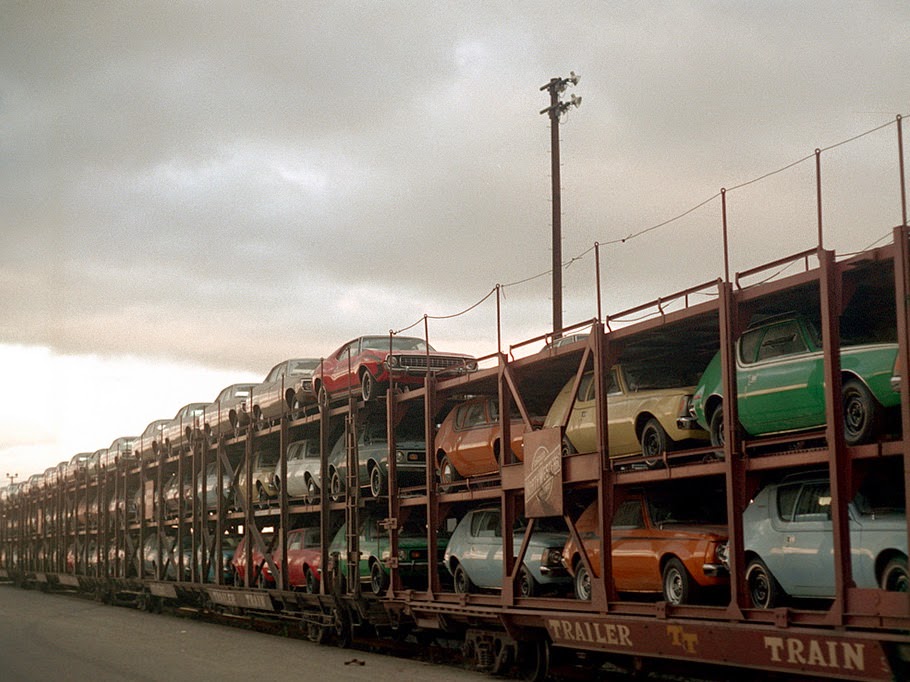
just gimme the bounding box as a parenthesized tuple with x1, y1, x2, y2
(746, 558, 782, 609)
(640, 418, 669, 468)
(305, 566, 319, 594)
(369, 464, 385, 498)
(662, 557, 694, 605)
(438, 453, 461, 493)
(316, 383, 328, 407)
(370, 561, 389, 595)
(881, 556, 909, 592)
(574, 562, 592, 601)
(708, 403, 725, 455)
(518, 565, 537, 597)
(329, 469, 343, 502)
(842, 378, 880, 445)
(255, 483, 267, 504)
(453, 563, 473, 594)
(360, 370, 377, 402)
(561, 437, 577, 458)
(306, 477, 319, 505)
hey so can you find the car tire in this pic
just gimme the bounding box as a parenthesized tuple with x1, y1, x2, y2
(453, 563, 473, 594)
(369, 464, 385, 497)
(317, 383, 328, 407)
(518, 565, 537, 597)
(360, 370, 377, 402)
(370, 561, 389, 595)
(329, 469, 343, 502)
(640, 418, 669, 468)
(306, 477, 319, 505)
(881, 556, 909, 592)
(662, 557, 695, 605)
(438, 453, 461, 493)
(746, 557, 782, 609)
(708, 403, 726, 455)
(561, 436, 577, 458)
(574, 561, 592, 601)
(305, 566, 319, 594)
(842, 378, 880, 445)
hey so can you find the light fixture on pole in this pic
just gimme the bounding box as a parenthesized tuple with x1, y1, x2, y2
(540, 72, 581, 338)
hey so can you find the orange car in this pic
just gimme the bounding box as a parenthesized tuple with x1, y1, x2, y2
(434, 395, 540, 486)
(563, 491, 729, 604)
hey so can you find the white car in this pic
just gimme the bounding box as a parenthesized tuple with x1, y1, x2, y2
(743, 474, 908, 608)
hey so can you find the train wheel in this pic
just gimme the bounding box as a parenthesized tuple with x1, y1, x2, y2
(516, 640, 550, 682)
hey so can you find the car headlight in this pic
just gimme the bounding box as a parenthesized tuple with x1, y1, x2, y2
(542, 548, 563, 567)
(388, 356, 400, 368)
(396, 450, 404, 462)
(715, 541, 729, 570)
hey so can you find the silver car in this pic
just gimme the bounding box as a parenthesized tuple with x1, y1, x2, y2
(273, 438, 322, 502)
(743, 474, 908, 608)
(443, 507, 571, 597)
(204, 384, 258, 441)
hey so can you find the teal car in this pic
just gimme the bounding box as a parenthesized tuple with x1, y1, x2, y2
(329, 513, 438, 595)
(690, 315, 900, 447)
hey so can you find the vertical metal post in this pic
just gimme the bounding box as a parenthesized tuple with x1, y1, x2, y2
(547, 83, 563, 337)
(892, 225, 910, 608)
(721, 188, 730, 284)
(595, 242, 602, 321)
(279, 416, 289, 590)
(898, 115, 907, 227)
(816, 149, 824, 250)
(819, 248, 850, 624)
(496, 284, 502, 355)
(592, 321, 617, 608)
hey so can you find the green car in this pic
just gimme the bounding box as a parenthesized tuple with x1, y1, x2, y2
(329, 513, 438, 595)
(690, 314, 900, 447)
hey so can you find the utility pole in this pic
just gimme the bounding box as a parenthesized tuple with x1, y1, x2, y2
(5, 473, 17, 486)
(540, 72, 581, 338)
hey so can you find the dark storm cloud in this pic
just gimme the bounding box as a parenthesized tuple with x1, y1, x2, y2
(2, 2, 909, 369)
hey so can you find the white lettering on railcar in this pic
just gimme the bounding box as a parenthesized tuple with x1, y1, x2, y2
(764, 636, 864, 671)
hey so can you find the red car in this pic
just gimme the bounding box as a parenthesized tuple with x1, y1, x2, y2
(230, 531, 275, 587)
(312, 335, 476, 403)
(261, 527, 322, 592)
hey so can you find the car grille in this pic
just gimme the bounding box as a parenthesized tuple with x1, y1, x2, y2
(393, 355, 469, 371)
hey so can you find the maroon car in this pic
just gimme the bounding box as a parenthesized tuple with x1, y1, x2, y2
(261, 527, 322, 592)
(312, 335, 476, 403)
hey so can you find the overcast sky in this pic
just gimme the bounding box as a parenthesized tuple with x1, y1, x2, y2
(2, 1, 909, 481)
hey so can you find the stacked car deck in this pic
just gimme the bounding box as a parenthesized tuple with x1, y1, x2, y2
(0, 229, 908, 681)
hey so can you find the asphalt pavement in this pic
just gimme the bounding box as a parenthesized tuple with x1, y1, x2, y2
(0, 584, 486, 681)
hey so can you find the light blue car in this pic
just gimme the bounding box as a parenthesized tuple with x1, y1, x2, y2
(743, 474, 908, 608)
(443, 507, 570, 597)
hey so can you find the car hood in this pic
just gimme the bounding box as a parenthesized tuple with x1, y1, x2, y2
(517, 530, 570, 548)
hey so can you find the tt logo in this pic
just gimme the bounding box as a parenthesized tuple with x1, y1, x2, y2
(667, 625, 699, 654)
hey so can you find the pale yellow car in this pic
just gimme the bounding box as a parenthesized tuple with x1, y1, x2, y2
(543, 366, 708, 465)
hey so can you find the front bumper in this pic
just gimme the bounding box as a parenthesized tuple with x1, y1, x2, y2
(676, 416, 702, 431)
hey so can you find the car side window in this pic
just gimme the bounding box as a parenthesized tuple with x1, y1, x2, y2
(471, 511, 500, 537)
(289, 534, 302, 551)
(607, 369, 621, 396)
(463, 402, 486, 428)
(776, 483, 801, 522)
(756, 321, 807, 361)
(739, 328, 762, 364)
(612, 500, 644, 529)
(793, 482, 831, 521)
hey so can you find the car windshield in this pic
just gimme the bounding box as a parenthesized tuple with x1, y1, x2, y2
(361, 336, 431, 352)
(622, 365, 699, 390)
(289, 359, 319, 374)
(648, 493, 726, 526)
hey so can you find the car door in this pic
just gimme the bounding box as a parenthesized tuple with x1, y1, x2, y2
(738, 320, 822, 435)
(769, 481, 835, 597)
(454, 400, 495, 471)
(565, 373, 597, 453)
(460, 510, 503, 589)
(610, 497, 655, 592)
(605, 367, 639, 456)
